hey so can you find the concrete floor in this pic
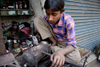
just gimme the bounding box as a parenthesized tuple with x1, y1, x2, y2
(92, 62, 100, 67)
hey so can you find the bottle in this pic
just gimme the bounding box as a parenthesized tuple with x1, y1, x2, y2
(24, 1, 27, 9)
(16, 2, 18, 9)
(18, 1, 22, 9)
(30, 21, 33, 35)
(22, 1, 27, 9)
(6, 40, 13, 52)
(27, 0, 29, 9)
(13, 2, 16, 9)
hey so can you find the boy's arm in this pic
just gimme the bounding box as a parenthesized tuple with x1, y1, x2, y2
(66, 15, 76, 47)
(43, 16, 57, 46)
(56, 44, 74, 55)
(49, 37, 57, 46)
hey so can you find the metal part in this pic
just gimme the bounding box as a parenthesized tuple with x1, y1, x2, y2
(0, 53, 15, 66)
(24, 63, 27, 67)
(32, 36, 38, 45)
(6, 40, 13, 52)
(41, 51, 51, 56)
(83, 56, 88, 67)
(22, 41, 51, 66)
(0, 53, 21, 67)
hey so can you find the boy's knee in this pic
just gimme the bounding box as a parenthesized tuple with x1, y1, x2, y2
(66, 55, 81, 63)
(74, 56, 81, 63)
(66, 49, 81, 63)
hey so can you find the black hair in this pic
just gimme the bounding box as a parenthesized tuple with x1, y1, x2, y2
(44, 0, 64, 11)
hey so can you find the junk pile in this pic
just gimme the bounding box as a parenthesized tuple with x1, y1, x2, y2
(0, 21, 53, 67)
(0, 21, 84, 67)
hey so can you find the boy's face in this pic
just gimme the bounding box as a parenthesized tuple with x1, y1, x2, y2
(45, 9, 64, 24)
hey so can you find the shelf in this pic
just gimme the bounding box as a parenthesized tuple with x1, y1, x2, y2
(0, 9, 30, 11)
(0, 9, 34, 16)
(0, 0, 33, 16)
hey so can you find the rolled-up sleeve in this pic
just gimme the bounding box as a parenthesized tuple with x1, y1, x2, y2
(66, 16, 76, 47)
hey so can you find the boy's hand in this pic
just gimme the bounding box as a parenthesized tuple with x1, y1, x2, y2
(50, 50, 65, 67)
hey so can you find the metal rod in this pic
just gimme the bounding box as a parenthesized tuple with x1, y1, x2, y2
(83, 56, 88, 67)
(41, 51, 51, 56)
(41, 51, 83, 67)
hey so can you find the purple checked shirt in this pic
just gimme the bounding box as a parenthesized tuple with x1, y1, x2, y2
(44, 13, 76, 47)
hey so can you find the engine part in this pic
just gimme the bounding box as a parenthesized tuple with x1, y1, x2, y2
(22, 41, 51, 66)
(0, 53, 21, 67)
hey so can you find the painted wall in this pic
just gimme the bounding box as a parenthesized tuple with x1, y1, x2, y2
(30, 0, 45, 17)
(40, 0, 46, 16)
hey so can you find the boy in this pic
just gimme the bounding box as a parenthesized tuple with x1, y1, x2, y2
(34, 0, 81, 67)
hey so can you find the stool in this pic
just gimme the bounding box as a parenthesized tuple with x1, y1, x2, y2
(77, 46, 92, 67)
(64, 46, 92, 67)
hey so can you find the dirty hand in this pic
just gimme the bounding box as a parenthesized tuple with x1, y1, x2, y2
(50, 50, 65, 67)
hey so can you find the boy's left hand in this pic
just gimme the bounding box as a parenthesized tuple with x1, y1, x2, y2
(50, 50, 65, 67)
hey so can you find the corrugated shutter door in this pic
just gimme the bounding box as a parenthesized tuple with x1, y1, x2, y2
(64, 0, 100, 50)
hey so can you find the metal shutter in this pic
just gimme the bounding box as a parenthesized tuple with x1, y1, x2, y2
(64, 0, 100, 50)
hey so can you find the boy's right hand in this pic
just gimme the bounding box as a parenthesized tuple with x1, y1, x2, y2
(50, 49, 65, 67)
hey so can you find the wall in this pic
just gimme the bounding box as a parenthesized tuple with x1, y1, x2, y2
(40, 0, 46, 16)
(30, 0, 45, 17)
(0, 15, 6, 55)
(0, 16, 34, 24)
